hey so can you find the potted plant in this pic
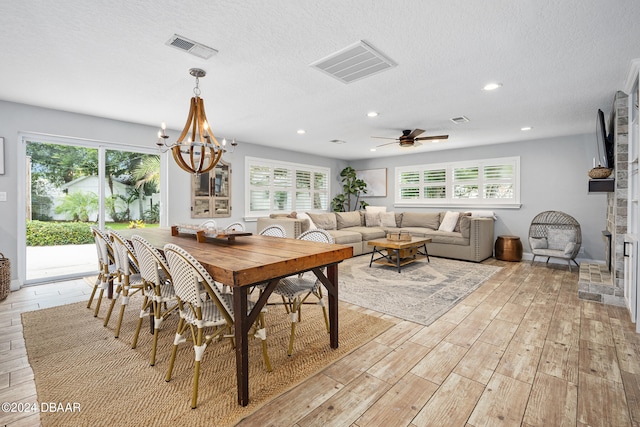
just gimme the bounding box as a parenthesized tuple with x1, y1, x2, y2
(331, 166, 368, 212)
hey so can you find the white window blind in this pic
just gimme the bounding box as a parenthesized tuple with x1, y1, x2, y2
(246, 157, 330, 218)
(395, 157, 520, 208)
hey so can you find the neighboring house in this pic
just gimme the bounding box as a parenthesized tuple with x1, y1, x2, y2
(52, 175, 159, 222)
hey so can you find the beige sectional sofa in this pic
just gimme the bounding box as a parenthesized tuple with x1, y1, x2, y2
(257, 210, 495, 262)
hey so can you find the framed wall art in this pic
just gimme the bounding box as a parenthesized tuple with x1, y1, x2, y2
(356, 168, 387, 197)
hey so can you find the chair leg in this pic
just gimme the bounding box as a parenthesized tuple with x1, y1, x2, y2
(256, 312, 272, 372)
(93, 288, 105, 317)
(132, 296, 151, 349)
(150, 300, 161, 366)
(114, 285, 130, 338)
(530, 255, 536, 265)
(87, 274, 101, 309)
(287, 299, 300, 356)
(166, 318, 187, 382)
(191, 327, 205, 409)
(103, 283, 122, 327)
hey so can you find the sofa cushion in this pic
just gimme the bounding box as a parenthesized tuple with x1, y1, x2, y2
(365, 211, 381, 227)
(529, 237, 548, 249)
(547, 228, 577, 251)
(365, 205, 387, 213)
(401, 212, 440, 230)
(336, 211, 361, 229)
(379, 212, 397, 227)
(326, 229, 363, 245)
(307, 212, 337, 230)
(423, 230, 469, 245)
(459, 216, 471, 238)
(342, 226, 386, 240)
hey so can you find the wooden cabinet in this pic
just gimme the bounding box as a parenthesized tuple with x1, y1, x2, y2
(191, 161, 231, 218)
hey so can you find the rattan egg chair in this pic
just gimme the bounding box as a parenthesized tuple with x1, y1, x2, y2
(528, 211, 581, 272)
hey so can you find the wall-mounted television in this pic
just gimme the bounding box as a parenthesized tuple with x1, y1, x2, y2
(596, 109, 614, 169)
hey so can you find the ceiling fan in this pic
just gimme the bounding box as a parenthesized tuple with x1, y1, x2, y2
(373, 129, 449, 148)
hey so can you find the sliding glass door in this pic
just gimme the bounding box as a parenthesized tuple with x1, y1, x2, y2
(24, 138, 160, 284)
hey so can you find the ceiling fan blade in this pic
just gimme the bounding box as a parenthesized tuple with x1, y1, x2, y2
(376, 141, 399, 148)
(407, 129, 425, 139)
(372, 136, 399, 140)
(415, 134, 449, 141)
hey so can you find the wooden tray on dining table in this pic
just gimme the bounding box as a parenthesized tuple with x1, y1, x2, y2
(170, 225, 252, 243)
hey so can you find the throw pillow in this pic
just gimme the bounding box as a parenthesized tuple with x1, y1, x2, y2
(529, 237, 548, 250)
(564, 242, 577, 256)
(454, 212, 472, 232)
(365, 212, 381, 227)
(547, 228, 577, 251)
(365, 206, 387, 213)
(379, 212, 397, 227)
(438, 211, 459, 232)
(297, 212, 316, 231)
(336, 211, 361, 229)
(466, 210, 497, 219)
(306, 212, 337, 230)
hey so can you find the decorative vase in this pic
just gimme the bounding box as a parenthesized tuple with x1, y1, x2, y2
(588, 167, 613, 179)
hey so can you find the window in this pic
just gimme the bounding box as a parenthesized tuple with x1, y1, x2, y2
(395, 157, 520, 208)
(245, 157, 330, 218)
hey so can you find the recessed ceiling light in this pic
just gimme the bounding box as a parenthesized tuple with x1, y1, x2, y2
(370, 148, 377, 152)
(297, 129, 306, 134)
(521, 126, 532, 131)
(483, 82, 503, 91)
(367, 111, 379, 117)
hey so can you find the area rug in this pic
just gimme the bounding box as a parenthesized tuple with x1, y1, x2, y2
(22, 295, 393, 427)
(338, 255, 502, 325)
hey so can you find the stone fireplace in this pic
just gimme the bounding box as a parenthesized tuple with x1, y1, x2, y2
(578, 91, 628, 306)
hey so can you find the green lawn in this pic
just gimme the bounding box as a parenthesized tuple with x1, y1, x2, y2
(106, 222, 160, 230)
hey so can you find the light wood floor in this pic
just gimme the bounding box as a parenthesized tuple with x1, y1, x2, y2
(2, 259, 640, 426)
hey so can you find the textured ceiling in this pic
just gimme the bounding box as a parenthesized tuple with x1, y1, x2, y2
(1, 0, 639, 160)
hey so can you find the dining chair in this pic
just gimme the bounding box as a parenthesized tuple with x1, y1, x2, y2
(199, 219, 217, 230)
(268, 229, 333, 356)
(131, 235, 179, 366)
(225, 221, 245, 232)
(163, 243, 272, 409)
(87, 226, 118, 318)
(258, 224, 286, 238)
(105, 230, 144, 337)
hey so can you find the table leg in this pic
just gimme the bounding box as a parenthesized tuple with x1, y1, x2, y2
(313, 265, 339, 349)
(395, 249, 401, 273)
(233, 286, 250, 406)
(232, 279, 279, 407)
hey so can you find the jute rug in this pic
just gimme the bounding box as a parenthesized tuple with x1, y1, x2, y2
(22, 292, 393, 427)
(339, 255, 502, 325)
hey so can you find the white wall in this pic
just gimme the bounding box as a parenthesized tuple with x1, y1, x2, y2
(0, 99, 607, 288)
(350, 134, 608, 261)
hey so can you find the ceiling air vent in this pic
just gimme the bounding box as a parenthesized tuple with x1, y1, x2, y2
(166, 34, 218, 60)
(450, 116, 470, 124)
(310, 40, 396, 84)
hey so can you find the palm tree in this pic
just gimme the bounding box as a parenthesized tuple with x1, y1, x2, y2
(54, 191, 98, 222)
(132, 156, 160, 221)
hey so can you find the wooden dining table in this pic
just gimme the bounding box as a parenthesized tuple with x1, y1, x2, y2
(118, 227, 353, 406)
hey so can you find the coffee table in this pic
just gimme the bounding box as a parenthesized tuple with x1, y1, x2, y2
(368, 237, 431, 273)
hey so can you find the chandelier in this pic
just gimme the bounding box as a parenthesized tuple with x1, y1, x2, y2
(156, 68, 225, 175)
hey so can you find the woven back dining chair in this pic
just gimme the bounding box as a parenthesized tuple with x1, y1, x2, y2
(225, 221, 245, 232)
(267, 228, 334, 356)
(258, 224, 286, 238)
(105, 230, 144, 338)
(163, 243, 272, 409)
(131, 235, 179, 366)
(87, 226, 118, 318)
